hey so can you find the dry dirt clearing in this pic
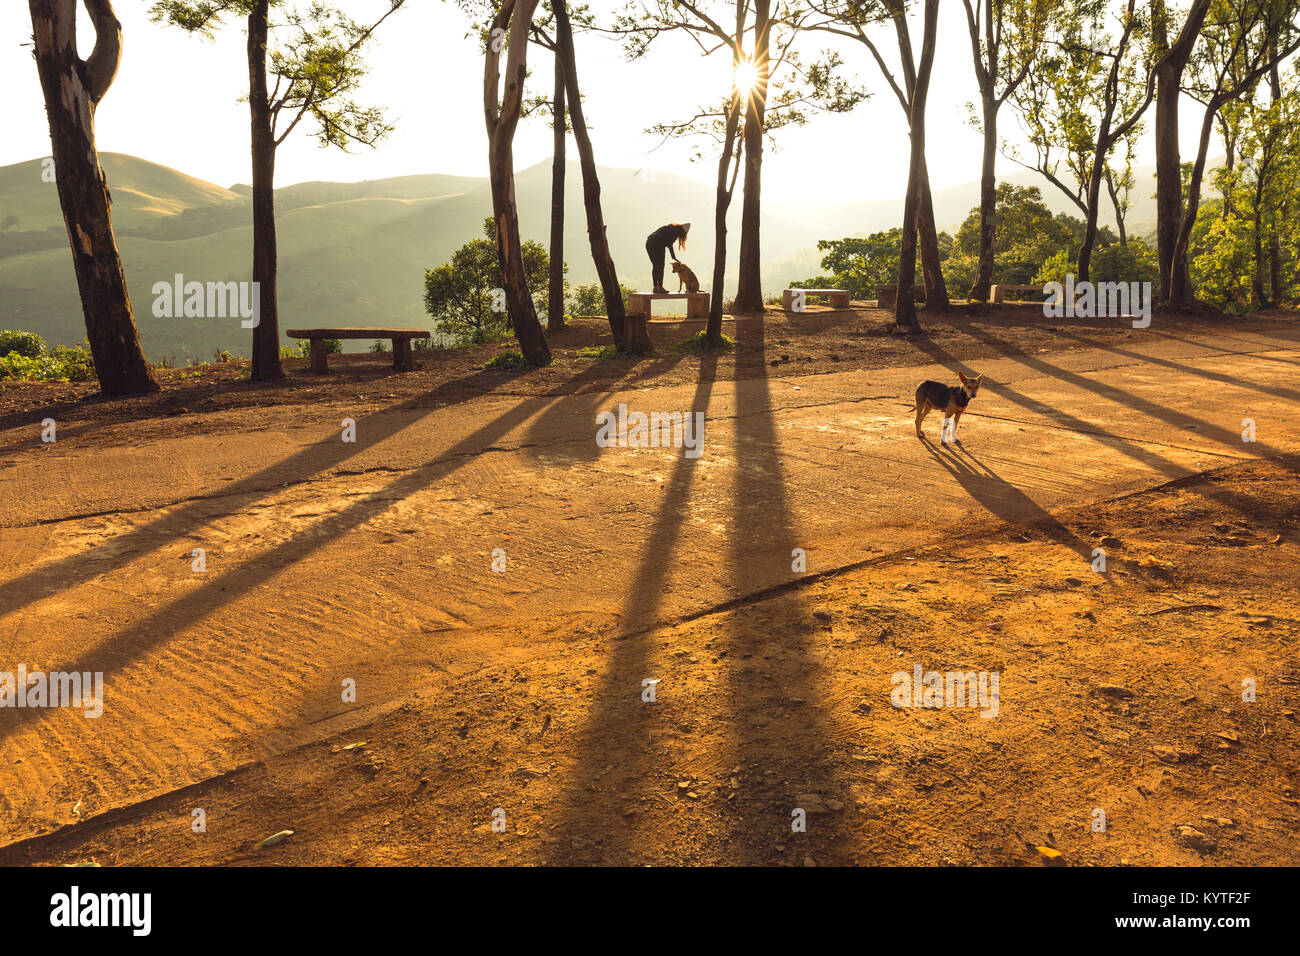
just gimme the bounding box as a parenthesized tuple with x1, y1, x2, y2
(0, 307, 1296, 865)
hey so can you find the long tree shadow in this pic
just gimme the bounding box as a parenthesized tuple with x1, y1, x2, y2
(907, 330, 1290, 534)
(539, 353, 718, 864)
(1053, 329, 1300, 405)
(919, 438, 1098, 560)
(519, 351, 688, 464)
(962, 324, 1290, 459)
(0, 361, 653, 745)
(720, 313, 847, 864)
(0, 362, 645, 625)
(1149, 325, 1300, 367)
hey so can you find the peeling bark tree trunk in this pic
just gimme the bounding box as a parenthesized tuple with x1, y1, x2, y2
(28, 0, 159, 396)
(547, 54, 566, 333)
(485, 0, 550, 364)
(248, 0, 284, 380)
(968, 91, 998, 300)
(1153, 0, 1211, 302)
(554, 0, 626, 347)
(733, 0, 769, 315)
(895, 0, 939, 334)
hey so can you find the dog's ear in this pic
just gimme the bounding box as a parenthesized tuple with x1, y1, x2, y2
(958, 372, 969, 384)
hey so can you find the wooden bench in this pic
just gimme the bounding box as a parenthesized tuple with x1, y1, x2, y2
(627, 291, 710, 319)
(286, 327, 431, 373)
(990, 284, 1041, 303)
(876, 285, 927, 309)
(782, 288, 850, 311)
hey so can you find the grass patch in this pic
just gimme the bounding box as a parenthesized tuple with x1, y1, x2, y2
(672, 330, 735, 354)
(576, 344, 620, 360)
(482, 350, 533, 371)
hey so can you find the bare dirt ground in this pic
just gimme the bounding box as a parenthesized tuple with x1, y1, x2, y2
(0, 303, 1296, 866)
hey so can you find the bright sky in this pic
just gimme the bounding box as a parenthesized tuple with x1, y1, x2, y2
(3, 0, 1209, 201)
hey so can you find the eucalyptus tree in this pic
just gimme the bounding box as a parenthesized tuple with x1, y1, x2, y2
(960, 0, 1054, 299)
(1007, 0, 1156, 282)
(28, 0, 160, 395)
(1151, 0, 1213, 300)
(151, 0, 405, 379)
(1171, 0, 1300, 306)
(803, 0, 951, 313)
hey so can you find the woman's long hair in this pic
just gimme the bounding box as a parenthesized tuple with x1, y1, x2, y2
(676, 225, 688, 252)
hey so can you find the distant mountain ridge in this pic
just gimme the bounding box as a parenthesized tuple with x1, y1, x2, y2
(0, 152, 1180, 360)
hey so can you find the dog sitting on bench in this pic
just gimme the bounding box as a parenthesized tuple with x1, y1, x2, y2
(671, 261, 701, 294)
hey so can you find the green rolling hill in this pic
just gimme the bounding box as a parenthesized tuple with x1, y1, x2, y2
(0, 153, 824, 360)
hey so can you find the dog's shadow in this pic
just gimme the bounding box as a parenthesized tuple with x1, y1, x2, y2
(919, 434, 1097, 561)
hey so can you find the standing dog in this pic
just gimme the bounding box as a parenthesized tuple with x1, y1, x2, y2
(913, 372, 983, 442)
(671, 260, 701, 294)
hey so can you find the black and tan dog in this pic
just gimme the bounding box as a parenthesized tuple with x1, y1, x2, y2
(671, 260, 701, 294)
(913, 371, 983, 442)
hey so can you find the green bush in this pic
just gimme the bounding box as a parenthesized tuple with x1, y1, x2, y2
(568, 282, 635, 317)
(0, 330, 47, 359)
(369, 339, 390, 353)
(52, 344, 96, 381)
(0, 342, 95, 383)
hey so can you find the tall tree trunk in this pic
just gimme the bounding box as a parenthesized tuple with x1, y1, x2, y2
(1152, 0, 1211, 302)
(248, 0, 283, 380)
(968, 92, 998, 301)
(895, 0, 939, 334)
(1252, 186, 1266, 308)
(547, 54, 566, 333)
(709, 90, 744, 344)
(485, 0, 550, 364)
(28, 0, 159, 396)
(1076, 132, 1113, 283)
(917, 160, 950, 309)
(1220, 121, 1237, 220)
(554, 0, 626, 346)
(1106, 168, 1128, 246)
(1267, 51, 1284, 305)
(1169, 96, 1220, 307)
(734, 0, 769, 315)
(1268, 233, 1283, 305)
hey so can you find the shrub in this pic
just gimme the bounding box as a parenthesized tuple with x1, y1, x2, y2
(0, 342, 95, 383)
(369, 339, 390, 354)
(568, 282, 635, 317)
(0, 330, 47, 359)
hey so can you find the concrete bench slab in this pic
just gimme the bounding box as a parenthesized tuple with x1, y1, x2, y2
(876, 285, 927, 309)
(287, 327, 431, 373)
(627, 292, 710, 319)
(990, 284, 1041, 304)
(783, 288, 850, 311)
